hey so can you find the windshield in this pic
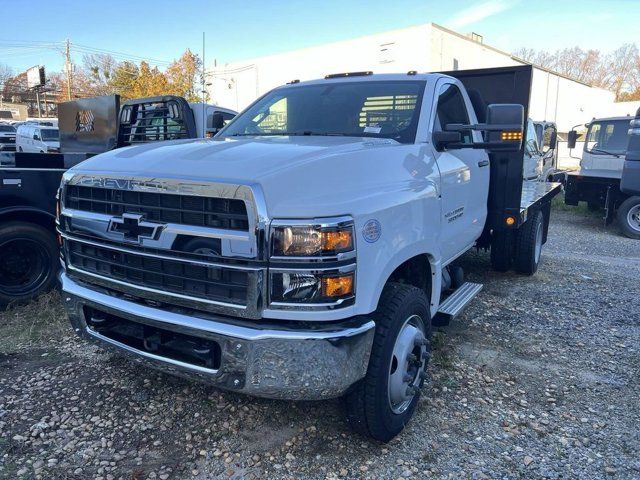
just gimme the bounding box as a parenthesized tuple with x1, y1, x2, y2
(0, 125, 15, 132)
(40, 129, 59, 141)
(585, 119, 630, 155)
(220, 80, 426, 144)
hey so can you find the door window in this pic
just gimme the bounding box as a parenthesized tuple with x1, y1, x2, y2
(524, 121, 539, 157)
(433, 84, 472, 144)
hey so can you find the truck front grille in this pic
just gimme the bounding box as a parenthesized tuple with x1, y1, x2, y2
(65, 185, 249, 231)
(67, 239, 249, 306)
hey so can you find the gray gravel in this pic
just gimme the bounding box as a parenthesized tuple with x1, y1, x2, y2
(1, 205, 639, 479)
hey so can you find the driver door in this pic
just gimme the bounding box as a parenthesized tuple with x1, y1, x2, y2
(429, 80, 489, 263)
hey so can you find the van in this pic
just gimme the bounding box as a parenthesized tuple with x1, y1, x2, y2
(16, 124, 60, 153)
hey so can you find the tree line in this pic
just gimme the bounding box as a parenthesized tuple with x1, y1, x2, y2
(0, 49, 206, 115)
(514, 43, 640, 101)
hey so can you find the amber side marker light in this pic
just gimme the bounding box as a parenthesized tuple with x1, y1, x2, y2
(505, 216, 516, 226)
(321, 274, 354, 298)
(501, 131, 523, 141)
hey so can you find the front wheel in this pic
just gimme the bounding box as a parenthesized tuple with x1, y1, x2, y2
(0, 222, 59, 307)
(617, 196, 640, 239)
(345, 283, 431, 442)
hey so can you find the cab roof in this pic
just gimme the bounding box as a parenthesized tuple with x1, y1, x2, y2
(279, 71, 442, 88)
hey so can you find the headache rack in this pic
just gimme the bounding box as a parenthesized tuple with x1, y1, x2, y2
(117, 96, 197, 147)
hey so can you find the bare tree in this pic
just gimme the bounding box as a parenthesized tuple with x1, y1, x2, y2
(0, 63, 13, 92)
(513, 44, 640, 100)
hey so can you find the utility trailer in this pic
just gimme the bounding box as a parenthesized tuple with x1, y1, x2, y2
(0, 95, 236, 306)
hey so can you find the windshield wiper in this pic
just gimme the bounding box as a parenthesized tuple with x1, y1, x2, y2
(590, 148, 623, 158)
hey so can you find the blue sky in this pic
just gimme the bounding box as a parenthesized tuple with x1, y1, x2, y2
(1, 0, 638, 74)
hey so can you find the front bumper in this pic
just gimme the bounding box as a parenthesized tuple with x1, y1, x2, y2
(61, 273, 375, 400)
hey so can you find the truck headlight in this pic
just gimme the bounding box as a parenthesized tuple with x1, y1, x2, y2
(269, 217, 356, 307)
(270, 271, 355, 304)
(271, 220, 354, 257)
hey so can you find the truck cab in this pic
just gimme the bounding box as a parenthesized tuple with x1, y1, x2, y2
(565, 116, 640, 238)
(57, 66, 560, 441)
(579, 116, 629, 175)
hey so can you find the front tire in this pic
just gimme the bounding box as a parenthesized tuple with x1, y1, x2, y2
(345, 283, 431, 442)
(617, 196, 640, 239)
(0, 222, 59, 307)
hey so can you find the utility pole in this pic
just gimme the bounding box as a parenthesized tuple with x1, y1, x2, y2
(202, 32, 206, 135)
(65, 39, 72, 100)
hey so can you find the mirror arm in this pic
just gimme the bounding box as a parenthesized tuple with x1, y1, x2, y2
(444, 123, 524, 133)
(445, 141, 521, 151)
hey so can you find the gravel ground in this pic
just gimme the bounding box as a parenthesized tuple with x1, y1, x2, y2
(1, 204, 639, 480)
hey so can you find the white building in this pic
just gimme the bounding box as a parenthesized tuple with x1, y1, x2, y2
(208, 23, 619, 133)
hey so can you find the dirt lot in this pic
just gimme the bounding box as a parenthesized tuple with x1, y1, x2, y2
(1, 204, 639, 480)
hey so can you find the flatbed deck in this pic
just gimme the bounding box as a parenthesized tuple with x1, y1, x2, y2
(519, 181, 562, 222)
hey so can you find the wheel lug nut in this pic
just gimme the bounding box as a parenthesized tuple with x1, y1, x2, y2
(421, 351, 430, 360)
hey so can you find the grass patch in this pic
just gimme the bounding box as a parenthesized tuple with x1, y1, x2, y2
(0, 291, 67, 354)
(551, 193, 602, 217)
(431, 330, 454, 371)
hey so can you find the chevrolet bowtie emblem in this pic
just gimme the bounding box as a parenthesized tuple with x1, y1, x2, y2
(107, 213, 164, 243)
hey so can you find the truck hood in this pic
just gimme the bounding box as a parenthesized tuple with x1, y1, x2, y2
(69, 136, 414, 217)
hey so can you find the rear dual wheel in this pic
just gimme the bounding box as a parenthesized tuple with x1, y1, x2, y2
(514, 210, 544, 275)
(345, 283, 431, 442)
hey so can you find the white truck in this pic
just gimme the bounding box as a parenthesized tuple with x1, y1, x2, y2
(57, 66, 561, 441)
(531, 120, 558, 181)
(565, 115, 640, 238)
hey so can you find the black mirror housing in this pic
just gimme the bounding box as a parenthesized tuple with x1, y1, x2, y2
(211, 113, 225, 130)
(549, 130, 558, 150)
(433, 131, 462, 151)
(486, 104, 524, 127)
(567, 130, 578, 149)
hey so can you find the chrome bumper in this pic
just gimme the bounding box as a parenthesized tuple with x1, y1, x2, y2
(61, 273, 375, 400)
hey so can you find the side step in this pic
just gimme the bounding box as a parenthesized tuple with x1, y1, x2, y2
(433, 282, 483, 326)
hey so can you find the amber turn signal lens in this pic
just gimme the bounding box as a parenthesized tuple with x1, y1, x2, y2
(505, 216, 516, 226)
(501, 131, 523, 141)
(322, 230, 353, 252)
(321, 274, 354, 298)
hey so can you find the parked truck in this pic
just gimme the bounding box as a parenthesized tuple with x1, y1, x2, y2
(57, 66, 561, 441)
(0, 95, 236, 306)
(564, 115, 640, 238)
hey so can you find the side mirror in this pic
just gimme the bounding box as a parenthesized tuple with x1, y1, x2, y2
(549, 130, 557, 150)
(433, 131, 462, 151)
(567, 130, 578, 149)
(443, 104, 524, 152)
(484, 104, 524, 151)
(211, 113, 225, 130)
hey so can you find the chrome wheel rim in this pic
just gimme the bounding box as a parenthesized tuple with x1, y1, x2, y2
(627, 205, 640, 233)
(534, 220, 543, 264)
(388, 314, 427, 414)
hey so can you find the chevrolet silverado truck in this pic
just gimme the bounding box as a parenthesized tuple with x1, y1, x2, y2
(58, 66, 561, 441)
(0, 95, 236, 307)
(565, 114, 640, 239)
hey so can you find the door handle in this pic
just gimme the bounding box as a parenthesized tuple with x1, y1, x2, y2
(478, 159, 489, 167)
